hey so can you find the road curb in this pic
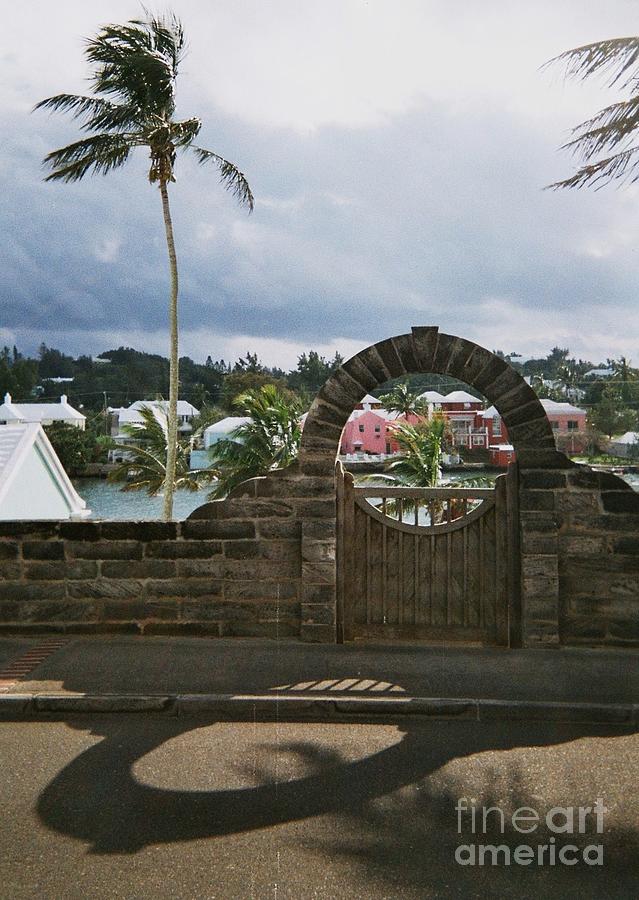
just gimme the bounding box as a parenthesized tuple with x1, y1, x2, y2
(0, 693, 636, 724)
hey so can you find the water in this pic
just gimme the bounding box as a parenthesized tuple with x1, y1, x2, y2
(73, 478, 209, 521)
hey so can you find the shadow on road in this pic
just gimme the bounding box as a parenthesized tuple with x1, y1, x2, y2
(34, 715, 639, 896)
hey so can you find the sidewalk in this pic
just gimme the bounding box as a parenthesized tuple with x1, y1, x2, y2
(0, 635, 637, 723)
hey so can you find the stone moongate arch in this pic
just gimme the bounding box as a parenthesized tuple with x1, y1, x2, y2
(297, 326, 565, 646)
(300, 326, 555, 464)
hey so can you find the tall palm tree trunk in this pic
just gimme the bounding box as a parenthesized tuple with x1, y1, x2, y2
(160, 180, 179, 521)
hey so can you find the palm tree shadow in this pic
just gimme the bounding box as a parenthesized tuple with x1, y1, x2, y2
(36, 713, 639, 882)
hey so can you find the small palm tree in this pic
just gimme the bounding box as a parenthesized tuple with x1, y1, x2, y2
(546, 37, 639, 188)
(109, 404, 212, 495)
(378, 381, 428, 419)
(35, 12, 254, 520)
(208, 385, 303, 499)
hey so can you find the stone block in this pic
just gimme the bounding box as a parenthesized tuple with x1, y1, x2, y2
(302, 583, 335, 604)
(520, 490, 555, 512)
(507, 420, 556, 449)
(181, 600, 257, 622)
(148, 577, 223, 598)
(257, 520, 301, 539)
(223, 581, 299, 601)
(228, 479, 257, 499)
(302, 520, 336, 540)
(301, 416, 343, 442)
(612, 536, 639, 554)
(67, 540, 143, 560)
(24, 560, 98, 581)
(174, 559, 225, 578)
(472, 356, 510, 394)
(0, 582, 66, 601)
(568, 469, 631, 491)
(226, 499, 294, 520)
(145, 540, 222, 559)
(482, 365, 527, 402)
(501, 398, 547, 429)
(520, 471, 567, 490)
(67, 578, 145, 600)
(523, 575, 558, 599)
(181, 519, 256, 540)
(257, 476, 334, 498)
(222, 540, 261, 559)
(410, 326, 439, 371)
(23, 600, 99, 623)
(318, 366, 367, 410)
(307, 396, 351, 430)
(517, 450, 576, 470)
(144, 622, 222, 637)
(59, 522, 101, 541)
(302, 561, 336, 584)
(391, 333, 419, 373)
(22, 541, 63, 560)
(301, 602, 336, 625)
(298, 455, 337, 477)
(374, 337, 405, 377)
(519, 511, 559, 533)
(456, 343, 495, 386)
(184, 500, 231, 521)
(0, 562, 22, 579)
(556, 492, 601, 515)
(101, 521, 178, 541)
(341, 355, 379, 392)
(291, 499, 336, 519)
(0, 541, 19, 560)
(223, 621, 299, 638)
(431, 333, 458, 373)
(0, 522, 58, 538)
(602, 492, 639, 514)
(356, 345, 392, 384)
(102, 560, 175, 579)
(559, 535, 607, 557)
(223, 559, 301, 579)
(522, 555, 558, 579)
(302, 541, 336, 562)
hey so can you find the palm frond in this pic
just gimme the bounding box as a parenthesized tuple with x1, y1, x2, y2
(172, 117, 202, 146)
(42, 133, 134, 182)
(547, 146, 639, 190)
(192, 146, 255, 211)
(33, 94, 140, 132)
(545, 37, 639, 89)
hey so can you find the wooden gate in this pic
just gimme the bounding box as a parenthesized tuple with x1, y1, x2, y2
(336, 466, 520, 645)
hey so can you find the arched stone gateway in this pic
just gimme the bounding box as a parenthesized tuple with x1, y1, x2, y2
(292, 326, 639, 647)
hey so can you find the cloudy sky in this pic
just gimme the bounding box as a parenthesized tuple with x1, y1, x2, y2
(3, 1, 639, 369)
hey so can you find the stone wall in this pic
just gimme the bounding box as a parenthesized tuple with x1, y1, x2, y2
(516, 451, 639, 647)
(0, 466, 316, 636)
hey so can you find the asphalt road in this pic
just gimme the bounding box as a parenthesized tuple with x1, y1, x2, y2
(1, 716, 638, 899)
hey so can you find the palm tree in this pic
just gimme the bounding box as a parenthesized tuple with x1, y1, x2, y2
(378, 381, 428, 419)
(35, 12, 254, 520)
(108, 405, 213, 495)
(546, 37, 639, 189)
(208, 385, 303, 499)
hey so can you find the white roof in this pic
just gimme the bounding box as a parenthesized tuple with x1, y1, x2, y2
(418, 390, 447, 402)
(489, 443, 514, 451)
(130, 399, 199, 416)
(585, 368, 614, 378)
(540, 399, 586, 416)
(204, 416, 251, 434)
(0, 393, 84, 423)
(0, 424, 89, 519)
(360, 393, 381, 404)
(480, 405, 500, 419)
(442, 390, 482, 404)
(613, 431, 639, 445)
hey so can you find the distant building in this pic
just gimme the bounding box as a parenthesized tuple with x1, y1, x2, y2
(0, 424, 90, 520)
(609, 431, 639, 459)
(584, 367, 614, 379)
(109, 399, 200, 441)
(203, 417, 251, 450)
(0, 394, 85, 430)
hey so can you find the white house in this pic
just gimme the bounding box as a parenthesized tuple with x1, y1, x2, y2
(0, 424, 90, 520)
(109, 399, 200, 440)
(610, 431, 639, 459)
(0, 394, 86, 430)
(203, 416, 251, 450)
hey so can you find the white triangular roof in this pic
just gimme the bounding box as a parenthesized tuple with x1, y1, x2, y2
(480, 405, 500, 419)
(130, 399, 199, 416)
(360, 393, 381, 404)
(418, 390, 446, 402)
(540, 399, 586, 415)
(613, 431, 639, 445)
(442, 390, 482, 403)
(0, 424, 90, 519)
(204, 416, 251, 434)
(0, 393, 84, 423)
